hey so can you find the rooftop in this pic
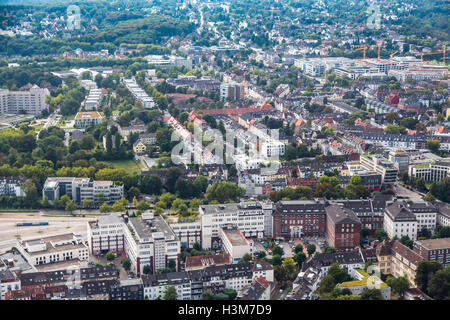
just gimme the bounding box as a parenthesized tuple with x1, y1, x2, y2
(416, 238, 450, 251)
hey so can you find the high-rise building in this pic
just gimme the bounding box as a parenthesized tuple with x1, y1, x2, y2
(0, 85, 49, 115)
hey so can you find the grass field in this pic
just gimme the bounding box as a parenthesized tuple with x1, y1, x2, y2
(107, 159, 141, 173)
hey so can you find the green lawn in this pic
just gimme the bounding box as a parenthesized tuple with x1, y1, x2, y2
(107, 159, 141, 173)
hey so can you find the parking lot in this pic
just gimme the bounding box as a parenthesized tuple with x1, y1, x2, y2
(254, 236, 327, 259)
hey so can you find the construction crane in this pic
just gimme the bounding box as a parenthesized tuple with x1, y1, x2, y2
(412, 45, 446, 64)
(389, 50, 399, 70)
(352, 41, 384, 60)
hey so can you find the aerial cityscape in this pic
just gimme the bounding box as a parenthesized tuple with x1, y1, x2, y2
(0, 0, 449, 304)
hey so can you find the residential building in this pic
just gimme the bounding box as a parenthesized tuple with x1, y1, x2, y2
(413, 238, 450, 267)
(74, 111, 103, 128)
(0, 262, 20, 300)
(185, 254, 231, 271)
(220, 82, 244, 101)
(109, 279, 143, 300)
(0, 85, 49, 115)
(132, 140, 147, 155)
(237, 277, 271, 300)
(145, 55, 192, 70)
(123, 78, 155, 109)
(142, 261, 273, 300)
(376, 240, 423, 286)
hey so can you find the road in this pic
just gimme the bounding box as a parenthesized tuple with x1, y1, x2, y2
(37, 112, 60, 140)
(392, 183, 422, 199)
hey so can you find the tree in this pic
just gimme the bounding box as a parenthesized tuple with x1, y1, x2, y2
(223, 288, 237, 300)
(143, 265, 151, 275)
(282, 258, 298, 281)
(361, 227, 370, 239)
(328, 263, 351, 283)
(386, 112, 399, 123)
(136, 200, 150, 211)
(415, 260, 443, 293)
(166, 167, 182, 193)
(427, 139, 440, 153)
(112, 200, 126, 212)
(205, 181, 245, 203)
(23, 179, 38, 207)
(271, 254, 282, 266)
(427, 266, 450, 299)
(349, 175, 362, 186)
(239, 253, 252, 263)
(307, 244, 316, 256)
(294, 252, 306, 267)
(163, 286, 178, 300)
(317, 274, 336, 295)
(387, 276, 410, 298)
(128, 187, 140, 199)
(99, 202, 113, 213)
(106, 252, 115, 261)
(256, 250, 266, 259)
(272, 246, 284, 256)
(65, 200, 77, 214)
(423, 193, 436, 202)
(399, 235, 414, 249)
(193, 241, 202, 251)
(294, 244, 303, 254)
(361, 288, 384, 300)
(80, 134, 96, 150)
(202, 290, 214, 300)
(375, 228, 388, 241)
(82, 198, 92, 209)
(193, 175, 208, 193)
(121, 257, 131, 271)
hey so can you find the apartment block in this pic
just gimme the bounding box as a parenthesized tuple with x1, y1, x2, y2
(376, 240, 423, 286)
(0, 85, 49, 115)
(220, 82, 244, 101)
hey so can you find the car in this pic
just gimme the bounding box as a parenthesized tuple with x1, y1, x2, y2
(279, 289, 283, 294)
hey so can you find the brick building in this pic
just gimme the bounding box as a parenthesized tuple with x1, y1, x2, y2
(272, 200, 327, 239)
(325, 205, 361, 251)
